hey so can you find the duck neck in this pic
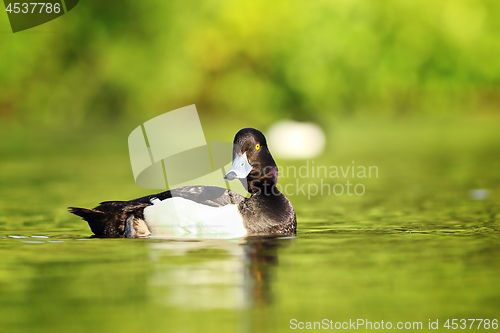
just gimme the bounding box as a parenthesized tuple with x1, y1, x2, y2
(247, 166, 280, 197)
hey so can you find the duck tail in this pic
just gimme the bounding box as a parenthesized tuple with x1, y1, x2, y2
(68, 207, 108, 236)
(69, 201, 151, 237)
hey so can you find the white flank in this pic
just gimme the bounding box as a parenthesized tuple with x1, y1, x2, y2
(143, 197, 247, 239)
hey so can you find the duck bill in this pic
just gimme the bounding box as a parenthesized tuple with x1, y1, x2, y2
(224, 152, 252, 180)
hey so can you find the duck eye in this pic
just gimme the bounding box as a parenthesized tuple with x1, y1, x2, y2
(255, 143, 260, 150)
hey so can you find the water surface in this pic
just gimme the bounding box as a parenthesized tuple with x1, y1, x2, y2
(1, 118, 499, 332)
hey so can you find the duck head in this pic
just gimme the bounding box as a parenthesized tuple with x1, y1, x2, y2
(224, 128, 278, 195)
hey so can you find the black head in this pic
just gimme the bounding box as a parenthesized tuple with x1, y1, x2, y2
(224, 128, 278, 195)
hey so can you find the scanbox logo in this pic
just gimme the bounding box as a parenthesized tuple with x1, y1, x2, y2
(4, 0, 79, 33)
(128, 105, 249, 197)
(128, 105, 380, 201)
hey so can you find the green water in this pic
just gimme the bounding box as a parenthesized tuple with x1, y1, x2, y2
(1, 117, 499, 332)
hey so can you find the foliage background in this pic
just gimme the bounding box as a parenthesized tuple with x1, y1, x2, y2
(1, 0, 500, 126)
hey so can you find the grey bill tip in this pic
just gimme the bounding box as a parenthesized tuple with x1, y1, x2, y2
(223, 171, 237, 180)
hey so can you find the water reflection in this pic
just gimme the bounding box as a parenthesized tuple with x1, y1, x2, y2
(148, 237, 293, 309)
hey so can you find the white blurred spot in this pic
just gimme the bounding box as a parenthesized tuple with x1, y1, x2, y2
(470, 189, 489, 200)
(267, 121, 326, 159)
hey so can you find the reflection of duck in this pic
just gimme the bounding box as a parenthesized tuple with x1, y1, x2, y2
(69, 128, 296, 238)
(244, 237, 289, 306)
(149, 237, 293, 309)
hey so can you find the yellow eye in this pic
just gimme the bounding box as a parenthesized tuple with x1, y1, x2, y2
(255, 143, 260, 150)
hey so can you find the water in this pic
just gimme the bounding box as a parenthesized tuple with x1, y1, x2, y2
(1, 118, 499, 332)
(1, 229, 498, 332)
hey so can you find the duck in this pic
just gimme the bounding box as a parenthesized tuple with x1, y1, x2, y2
(69, 128, 296, 238)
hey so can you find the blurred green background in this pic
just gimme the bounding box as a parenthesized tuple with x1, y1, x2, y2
(1, 1, 500, 332)
(1, 0, 500, 125)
